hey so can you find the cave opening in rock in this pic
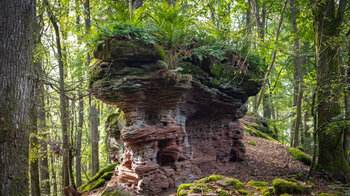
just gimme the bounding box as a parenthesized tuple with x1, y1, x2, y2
(156, 139, 175, 166)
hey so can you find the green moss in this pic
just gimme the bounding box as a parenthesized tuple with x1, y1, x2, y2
(247, 180, 269, 187)
(107, 113, 119, 126)
(263, 192, 272, 196)
(197, 177, 208, 183)
(248, 141, 256, 146)
(90, 179, 106, 190)
(101, 172, 114, 180)
(244, 124, 279, 142)
(225, 178, 243, 189)
(288, 147, 312, 166)
(78, 162, 119, 192)
(218, 190, 230, 196)
(177, 183, 193, 195)
(318, 193, 341, 196)
(189, 187, 202, 193)
(280, 194, 292, 196)
(207, 175, 223, 181)
(178, 191, 187, 196)
(297, 145, 305, 152)
(155, 45, 166, 61)
(238, 189, 249, 195)
(262, 188, 272, 196)
(272, 178, 312, 195)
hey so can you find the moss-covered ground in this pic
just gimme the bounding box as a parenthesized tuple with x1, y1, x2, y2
(176, 175, 341, 196)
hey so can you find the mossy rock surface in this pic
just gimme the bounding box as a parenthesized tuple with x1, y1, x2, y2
(288, 147, 312, 166)
(272, 178, 313, 195)
(94, 38, 166, 62)
(78, 162, 119, 193)
(177, 175, 273, 196)
(247, 180, 270, 187)
(242, 112, 279, 141)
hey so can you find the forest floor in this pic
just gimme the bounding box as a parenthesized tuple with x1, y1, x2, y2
(84, 135, 348, 195)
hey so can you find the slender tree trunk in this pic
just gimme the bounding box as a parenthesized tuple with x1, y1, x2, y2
(343, 31, 350, 163)
(0, 0, 35, 195)
(290, 0, 303, 147)
(84, 0, 100, 176)
(44, 0, 70, 187)
(36, 47, 50, 196)
(51, 153, 58, 196)
(76, 91, 84, 187)
(315, 0, 349, 174)
(254, 1, 288, 112)
(30, 79, 41, 196)
(90, 102, 100, 176)
(263, 94, 271, 119)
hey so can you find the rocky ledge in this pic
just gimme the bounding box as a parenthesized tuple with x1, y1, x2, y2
(89, 38, 263, 194)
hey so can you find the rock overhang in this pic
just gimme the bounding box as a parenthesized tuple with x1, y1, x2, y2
(89, 36, 264, 194)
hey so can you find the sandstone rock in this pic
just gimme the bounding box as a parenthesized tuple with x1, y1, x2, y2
(90, 38, 263, 194)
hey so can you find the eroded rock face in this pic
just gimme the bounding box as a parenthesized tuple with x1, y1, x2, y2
(90, 38, 263, 194)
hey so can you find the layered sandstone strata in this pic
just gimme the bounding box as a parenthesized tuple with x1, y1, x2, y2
(90, 38, 263, 194)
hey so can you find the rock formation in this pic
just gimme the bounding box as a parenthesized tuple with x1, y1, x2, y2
(89, 37, 263, 194)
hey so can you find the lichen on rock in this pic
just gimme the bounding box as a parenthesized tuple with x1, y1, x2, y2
(89, 36, 264, 194)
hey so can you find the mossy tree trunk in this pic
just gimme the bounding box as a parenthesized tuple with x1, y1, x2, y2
(315, 0, 349, 174)
(0, 0, 35, 194)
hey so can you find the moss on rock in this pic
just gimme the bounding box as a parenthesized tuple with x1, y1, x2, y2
(272, 178, 312, 195)
(225, 178, 244, 189)
(78, 162, 119, 192)
(177, 183, 193, 195)
(247, 180, 269, 187)
(238, 189, 249, 195)
(288, 147, 312, 166)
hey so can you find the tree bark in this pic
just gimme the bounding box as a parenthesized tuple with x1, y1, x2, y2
(290, 0, 303, 147)
(315, 0, 349, 174)
(76, 91, 84, 187)
(51, 153, 58, 196)
(30, 77, 41, 196)
(90, 102, 100, 176)
(343, 31, 350, 163)
(44, 0, 70, 187)
(263, 94, 271, 119)
(0, 0, 35, 195)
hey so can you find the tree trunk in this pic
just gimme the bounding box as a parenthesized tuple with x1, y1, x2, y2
(290, 0, 303, 147)
(30, 81, 41, 196)
(263, 94, 271, 119)
(315, 0, 349, 174)
(36, 48, 50, 196)
(76, 91, 84, 187)
(343, 31, 350, 163)
(51, 153, 58, 196)
(44, 0, 70, 187)
(84, 0, 100, 177)
(0, 0, 35, 195)
(254, 1, 288, 111)
(90, 102, 100, 176)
